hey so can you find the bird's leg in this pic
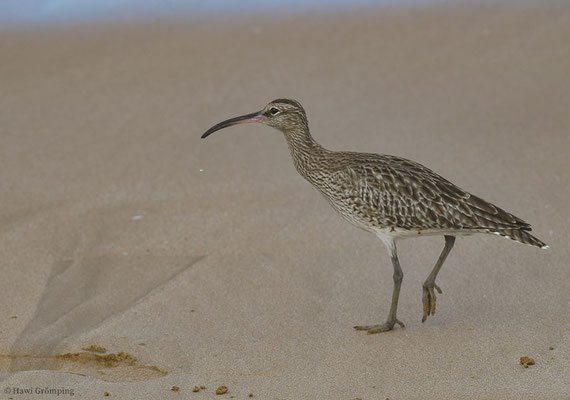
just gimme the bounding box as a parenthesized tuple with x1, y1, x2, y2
(355, 239, 405, 334)
(422, 235, 455, 322)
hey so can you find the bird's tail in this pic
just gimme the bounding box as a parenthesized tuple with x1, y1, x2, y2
(490, 228, 549, 249)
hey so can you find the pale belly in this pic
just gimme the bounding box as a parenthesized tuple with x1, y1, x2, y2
(331, 202, 475, 240)
(371, 226, 475, 240)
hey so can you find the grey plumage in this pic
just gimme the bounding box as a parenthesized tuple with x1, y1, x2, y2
(202, 98, 548, 333)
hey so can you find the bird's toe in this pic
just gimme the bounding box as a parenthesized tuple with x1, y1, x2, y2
(354, 324, 374, 331)
(422, 283, 442, 322)
(354, 319, 404, 334)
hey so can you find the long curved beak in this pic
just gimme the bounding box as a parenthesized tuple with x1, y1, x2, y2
(201, 111, 262, 139)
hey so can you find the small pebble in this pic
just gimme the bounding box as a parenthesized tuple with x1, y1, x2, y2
(192, 386, 200, 392)
(249, 394, 254, 398)
(549, 346, 554, 350)
(216, 385, 228, 395)
(104, 392, 109, 397)
(520, 356, 535, 367)
(200, 385, 205, 390)
(171, 386, 180, 392)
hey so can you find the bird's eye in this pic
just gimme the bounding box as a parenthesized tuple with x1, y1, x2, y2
(269, 107, 280, 115)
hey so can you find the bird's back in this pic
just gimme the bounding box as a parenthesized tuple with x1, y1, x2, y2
(304, 151, 546, 248)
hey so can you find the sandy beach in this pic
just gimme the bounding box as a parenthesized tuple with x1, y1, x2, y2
(1, 1, 569, 398)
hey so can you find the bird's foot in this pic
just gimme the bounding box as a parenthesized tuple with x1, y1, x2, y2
(354, 319, 405, 334)
(422, 282, 442, 322)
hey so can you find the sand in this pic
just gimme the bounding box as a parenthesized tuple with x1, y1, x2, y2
(1, 1, 569, 398)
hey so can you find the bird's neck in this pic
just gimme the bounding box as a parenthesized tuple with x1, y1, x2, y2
(283, 126, 328, 178)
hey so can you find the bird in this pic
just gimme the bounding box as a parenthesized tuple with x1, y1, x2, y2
(201, 99, 548, 334)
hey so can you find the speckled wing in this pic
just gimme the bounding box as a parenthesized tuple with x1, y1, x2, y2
(328, 153, 532, 233)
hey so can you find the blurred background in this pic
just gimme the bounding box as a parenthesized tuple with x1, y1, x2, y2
(1, 0, 454, 28)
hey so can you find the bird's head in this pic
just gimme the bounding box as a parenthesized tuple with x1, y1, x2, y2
(201, 99, 308, 139)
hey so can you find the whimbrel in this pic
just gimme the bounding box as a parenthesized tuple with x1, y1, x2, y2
(201, 99, 548, 333)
